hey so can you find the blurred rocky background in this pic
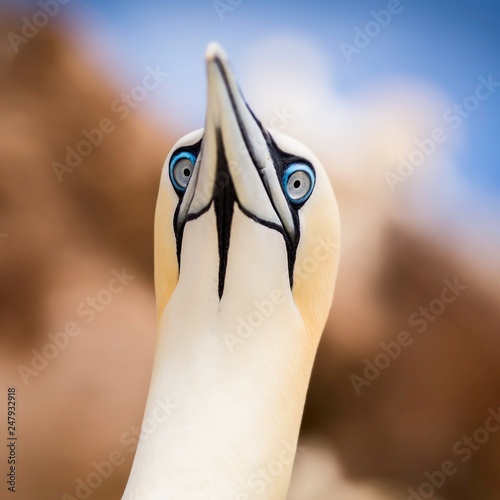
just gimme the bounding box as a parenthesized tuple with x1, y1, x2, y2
(0, 1, 499, 499)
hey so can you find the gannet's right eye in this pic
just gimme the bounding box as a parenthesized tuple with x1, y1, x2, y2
(170, 151, 197, 192)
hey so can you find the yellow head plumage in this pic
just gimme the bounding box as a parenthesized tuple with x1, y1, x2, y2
(154, 43, 340, 344)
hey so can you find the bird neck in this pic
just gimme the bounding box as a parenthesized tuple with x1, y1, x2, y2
(122, 278, 316, 500)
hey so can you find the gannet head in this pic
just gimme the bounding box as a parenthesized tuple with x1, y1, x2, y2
(122, 42, 341, 499)
(155, 42, 340, 342)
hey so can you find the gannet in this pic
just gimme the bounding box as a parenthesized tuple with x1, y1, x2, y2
(122, 42, 340, 500)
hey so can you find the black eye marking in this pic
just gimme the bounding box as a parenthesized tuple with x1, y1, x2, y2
(260, 128, 319, 288)
(172, 138, 203, 265)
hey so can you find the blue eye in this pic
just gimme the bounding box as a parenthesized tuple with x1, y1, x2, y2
(282, 163, 315, 204)
(169, 151, 197, 191)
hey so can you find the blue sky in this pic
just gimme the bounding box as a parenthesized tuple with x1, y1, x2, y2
(5, 0, 500, 195)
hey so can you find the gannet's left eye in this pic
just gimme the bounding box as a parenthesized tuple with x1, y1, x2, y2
(170, 151, 197, 192)
(282, 163, 315, 205)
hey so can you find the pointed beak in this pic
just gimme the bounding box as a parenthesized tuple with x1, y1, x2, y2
(176, 42, 295, 241)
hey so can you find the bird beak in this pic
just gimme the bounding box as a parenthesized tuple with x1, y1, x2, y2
(175, 42, 296, 242)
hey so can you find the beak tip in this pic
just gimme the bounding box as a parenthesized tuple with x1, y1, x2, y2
(206, 42, 227, 64)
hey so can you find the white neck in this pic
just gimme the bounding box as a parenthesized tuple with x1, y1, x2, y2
(123, 210, 316, 500)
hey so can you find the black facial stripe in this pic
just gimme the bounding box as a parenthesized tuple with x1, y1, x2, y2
(174, 202, 212, 267)
(257, 123, 319, 287)
(172, 138, 203, 265)
(213, 129, 235, 299)
(235, 202, 285, 235)
(172, 132, 237, 299)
